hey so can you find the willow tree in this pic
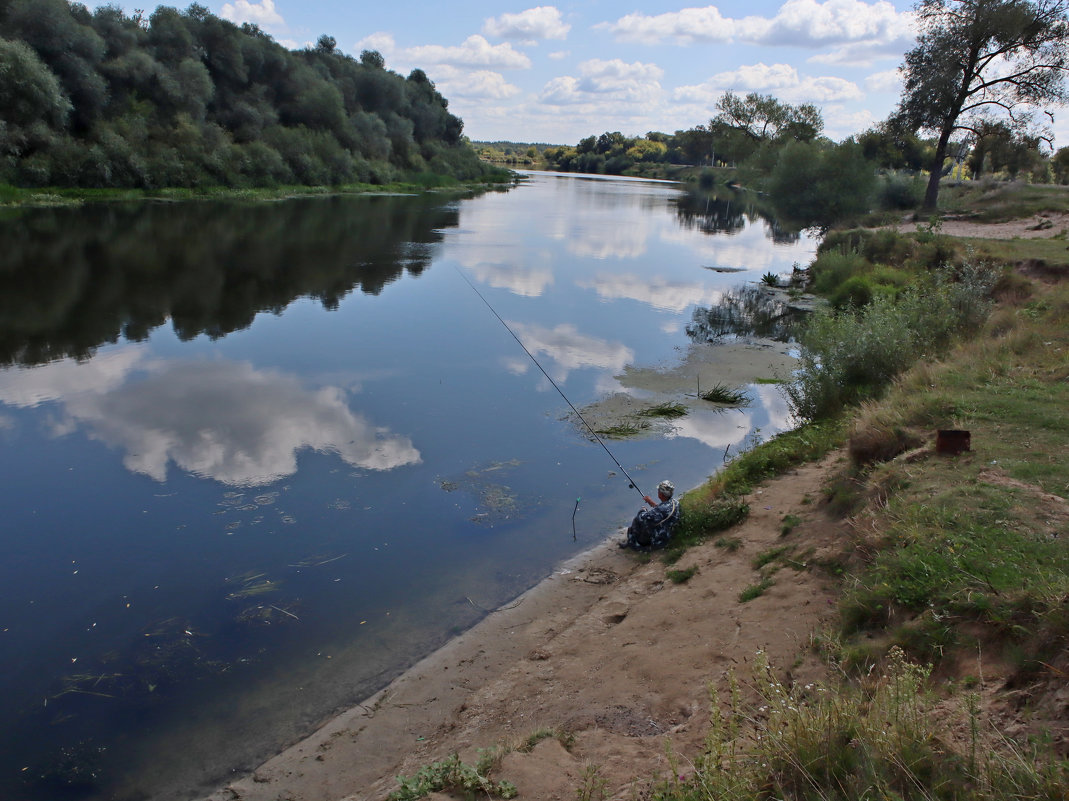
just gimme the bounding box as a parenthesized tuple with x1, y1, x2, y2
(896, 0, 1069, 209)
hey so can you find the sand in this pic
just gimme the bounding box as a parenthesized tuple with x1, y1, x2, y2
(203, 451, 850, 801)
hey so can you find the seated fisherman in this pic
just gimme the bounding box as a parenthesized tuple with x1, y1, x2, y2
(620, 480, 680, 550)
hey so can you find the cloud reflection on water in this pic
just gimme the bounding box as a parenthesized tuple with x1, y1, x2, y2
(0, 350, 421, 486)
(577, 272, 725, 312)
(505, 321, 634, 382)
(465, 261, 555, 297)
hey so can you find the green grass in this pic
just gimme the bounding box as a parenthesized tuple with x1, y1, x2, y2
(387, 752, 516, 801)
(666, 566, 699, 584)
(939, 180, 1069, 222)
(752, 545, 791, 570)
(710, 419, 846, 496)
(652, 650, 1068, 801)
(966, 236, 1069, 267)
(779, 514, 802, 535)
(738, 578, 773, 602)
(698, 384, 750, 406)
(0, 174, 517, 208)
(637, 402, 689, 418)
(594, 421, 650, 438)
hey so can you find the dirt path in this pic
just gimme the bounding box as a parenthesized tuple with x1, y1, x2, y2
(883, 210, 1069, 240)
(205, 452, 851, 801)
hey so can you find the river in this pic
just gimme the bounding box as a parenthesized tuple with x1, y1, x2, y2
(0, 171, 816, 800)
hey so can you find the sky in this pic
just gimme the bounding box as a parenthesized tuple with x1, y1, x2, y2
(79, 0, 1069, 147)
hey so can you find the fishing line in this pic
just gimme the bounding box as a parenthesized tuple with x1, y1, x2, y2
(454, 266, 646, 501)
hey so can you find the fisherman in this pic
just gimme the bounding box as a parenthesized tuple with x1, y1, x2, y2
(619, 480, 680, 551)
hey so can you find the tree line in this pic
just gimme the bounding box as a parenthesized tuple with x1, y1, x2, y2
(0, 0, 503, 189)
(542, 0, 1069, 221)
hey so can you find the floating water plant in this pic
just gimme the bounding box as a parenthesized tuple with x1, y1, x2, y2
(594, 420, 650, 438)
(636, 402, 688, 419)
(699, 383, 750, 406)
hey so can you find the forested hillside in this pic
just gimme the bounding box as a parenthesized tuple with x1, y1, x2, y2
(0, 0, 497, 188)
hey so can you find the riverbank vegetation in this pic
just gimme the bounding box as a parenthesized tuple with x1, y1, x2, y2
(640, 196, 1068, 797)
(0, 1, 509, 190)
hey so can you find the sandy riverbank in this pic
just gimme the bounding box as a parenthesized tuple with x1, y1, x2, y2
(203, 451, 850, 801)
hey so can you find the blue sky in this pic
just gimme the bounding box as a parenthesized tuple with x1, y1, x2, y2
(79, 1, 1069, 147)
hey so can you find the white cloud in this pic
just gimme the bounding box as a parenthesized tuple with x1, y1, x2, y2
(354, 32, 397, 58)
(601, 1, 914, 62)
(508, 322, 633, 382)
(483, 6, 571, 42)
(431, 67, 522, 100)
(577, 273, 724, 312)
(406, 35, 532, 69)
(220, 0, 285, 30)
(541, 59, 664, 105)
(548, 50, 570, 60)
(0, 352, 421, 486)
(600, 6, 737, 45)
(467, 262, 554, 296)
(744, 0, 913, 48)
(674, 62, 863, 105)
(865, 68, 903, 93)
(0, 347, 146, 407)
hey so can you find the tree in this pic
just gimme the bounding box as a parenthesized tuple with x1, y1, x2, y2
(895, 0, 1069, 209)
(1054, 145, 1069, 181)
(0, 36, 71, 156)
(713, 92, 824, 143)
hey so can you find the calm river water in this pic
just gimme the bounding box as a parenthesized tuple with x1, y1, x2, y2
(0, 172, 816, 800)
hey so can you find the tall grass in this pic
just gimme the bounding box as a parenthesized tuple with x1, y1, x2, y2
(783, 260, 998, 421)
(653, 650, 1067, 801)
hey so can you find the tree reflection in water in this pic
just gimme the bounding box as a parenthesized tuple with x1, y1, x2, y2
(672, 186, 801, 245)
(687, 284, 807, 343)
(0, 195, 461, 366)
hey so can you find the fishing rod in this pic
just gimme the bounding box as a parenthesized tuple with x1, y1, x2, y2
(454, 266, 647, 501)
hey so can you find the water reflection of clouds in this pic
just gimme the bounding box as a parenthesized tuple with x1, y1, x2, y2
(577, 273, 724, 313)
(658, 224, 814, 273)
(465, 262, 554, 297)
(563, 218, 651, 260)
(668, 409, 753, 451)
(507, 321, 633, 382)
(0, 347, 144, 407)
(755, 383, 794, 433)
(0, 351, 421, 486)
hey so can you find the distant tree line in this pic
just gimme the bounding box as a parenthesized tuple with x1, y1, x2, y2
(0, 0, 500, 188)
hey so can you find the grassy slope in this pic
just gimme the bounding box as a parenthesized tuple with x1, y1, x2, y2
(633, 181, 1069, 800)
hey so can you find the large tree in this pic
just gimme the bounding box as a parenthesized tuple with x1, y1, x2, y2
(896, 0, 1069, 209)
(714, 92, 824, 143)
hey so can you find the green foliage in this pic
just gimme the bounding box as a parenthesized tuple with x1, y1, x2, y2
(0, 3, 492, 188)
(875, 170, 924, 210)
(637, 402, 688, 418)
(666, 565, 698, 584)
(768, 139, 877, 229)
(660, 497, 750, 565)
(783, 260, 998, 421)
(895, 0, 1069, 208)
(698, 383, 749, 406)
(653, 651, 1068, 801)
(387, 753, 517, 801)
(712, 421, 846, 496)
(738, 578, 773, 602)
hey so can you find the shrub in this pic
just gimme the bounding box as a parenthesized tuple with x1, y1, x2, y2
(783, 261, 997, 421)
(875, 171, 923, 210)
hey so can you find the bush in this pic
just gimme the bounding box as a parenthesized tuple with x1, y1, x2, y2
(769, 139, 877, 229)
(875, 171, 923, 210)
(783, 261, 997, 421)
